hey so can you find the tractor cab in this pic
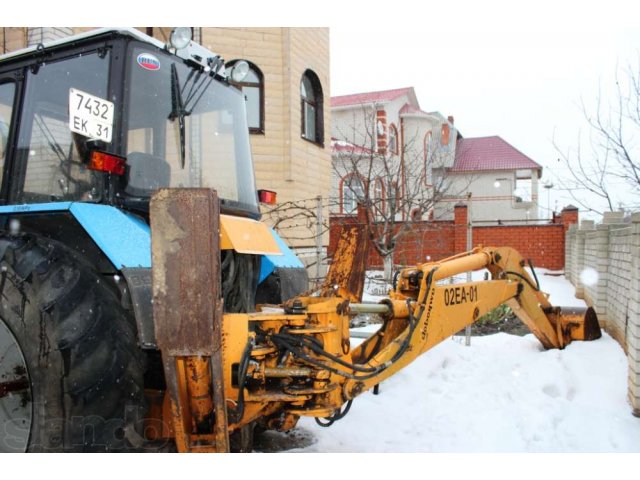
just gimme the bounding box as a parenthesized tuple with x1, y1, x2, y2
(0, 27, 259, 219)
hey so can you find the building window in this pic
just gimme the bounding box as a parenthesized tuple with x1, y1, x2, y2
(301, 69, 324, 146)
(424, 131, 432, 185)
(341, 174, 364, 214)
(388, 124, 398, 155)
(227, 60, 264, 134)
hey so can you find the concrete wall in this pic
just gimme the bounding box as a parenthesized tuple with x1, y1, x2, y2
(566, 211, 640, 417)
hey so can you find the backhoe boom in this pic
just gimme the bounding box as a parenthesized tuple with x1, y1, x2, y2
(149, 195, 601, 452)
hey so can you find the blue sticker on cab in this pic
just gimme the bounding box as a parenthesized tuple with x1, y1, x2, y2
(137, 53, 160, 71)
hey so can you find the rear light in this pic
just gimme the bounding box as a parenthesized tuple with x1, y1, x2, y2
(258, 189, 277, 205)
(88, 151, 126, 176)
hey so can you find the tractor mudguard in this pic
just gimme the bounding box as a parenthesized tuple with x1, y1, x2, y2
(0, 202, 152, 269)
(0, 202, 297, 272)
(256, 228, 309, 304)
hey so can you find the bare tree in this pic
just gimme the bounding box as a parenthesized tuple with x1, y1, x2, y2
(260, 195, 333, 287)
(332, 106, 469, 279)
(553, 56, 640, 214)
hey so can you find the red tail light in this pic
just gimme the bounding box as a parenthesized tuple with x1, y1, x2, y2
(258, 189, 277, 205)
(88, 151, 126, 176)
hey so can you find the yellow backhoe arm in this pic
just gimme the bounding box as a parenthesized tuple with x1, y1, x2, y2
(148, 191, 601, 451)
(341, 246, 601, 399)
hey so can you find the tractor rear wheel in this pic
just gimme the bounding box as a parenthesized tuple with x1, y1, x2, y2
(0, 233, 145, 452)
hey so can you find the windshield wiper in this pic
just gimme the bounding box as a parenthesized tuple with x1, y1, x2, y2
(169, 63, 187, 169)
(169, 58, 225, 169)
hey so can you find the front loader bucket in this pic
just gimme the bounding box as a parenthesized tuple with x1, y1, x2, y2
(558, 306, 602, 344)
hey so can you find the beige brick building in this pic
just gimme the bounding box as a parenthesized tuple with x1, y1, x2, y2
(0, 27, 331, 269)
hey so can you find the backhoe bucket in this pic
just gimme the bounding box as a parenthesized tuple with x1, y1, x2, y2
(321, 224, 369, 302)
(557, 306, 602, 344)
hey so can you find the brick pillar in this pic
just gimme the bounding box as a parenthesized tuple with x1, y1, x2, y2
(565, 223, 577, 283)
(553, 206, 579, 270)
(560, 205, 579, 233)
(584, 224, 609, 324)
(356, 203, 367, 224)
(376, 109, 387, 154)
(585, 212, 626, 327)
(602, 211, 626, 224)
(629, 213, 640, 416)
(574, 220, 594, 299)
(454, 203, 468, 253)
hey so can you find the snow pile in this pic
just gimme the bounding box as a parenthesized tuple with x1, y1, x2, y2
(293, 332, 637, 452)
(282, 269, 640, 452)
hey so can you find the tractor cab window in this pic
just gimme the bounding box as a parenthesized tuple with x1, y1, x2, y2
(125, 46, 259, 215)
(16, 52, 110, 204)
(0, 81, 15, 184)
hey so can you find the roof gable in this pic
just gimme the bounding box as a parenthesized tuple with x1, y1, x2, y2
(331, 87, 417, 108)
(399, 103, 429, 116)
(452, 136, 542, 174)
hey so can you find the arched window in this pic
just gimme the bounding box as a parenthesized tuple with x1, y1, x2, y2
(227, 60, 264, 134)
(341, 174, 364, 214)
(301, 69, 324, 146)
(424, 131, 432, 185)
(388, 124, 398, 155)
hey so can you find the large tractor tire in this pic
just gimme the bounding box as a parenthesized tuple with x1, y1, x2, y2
(0, 233, 145, 452)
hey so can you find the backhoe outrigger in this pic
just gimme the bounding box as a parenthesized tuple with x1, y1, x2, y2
(148, 189, 601, 452)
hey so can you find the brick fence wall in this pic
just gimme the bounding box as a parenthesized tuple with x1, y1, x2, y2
(566, 212, 640, 417)
(329, 205, 578, 271)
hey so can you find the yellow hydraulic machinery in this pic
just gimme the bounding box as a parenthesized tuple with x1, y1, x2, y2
(148, 189, 601, 452)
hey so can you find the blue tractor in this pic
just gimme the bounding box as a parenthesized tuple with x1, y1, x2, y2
(0, 28, 307, 452)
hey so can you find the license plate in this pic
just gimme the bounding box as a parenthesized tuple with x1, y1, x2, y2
(68, 88, 114, 143)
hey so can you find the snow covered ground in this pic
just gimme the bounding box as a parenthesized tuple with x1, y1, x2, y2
(275, 269, 640, 453)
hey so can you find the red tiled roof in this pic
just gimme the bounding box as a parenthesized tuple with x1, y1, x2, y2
(331, 138, 374, 155)
(452, 136, 542, 173)
(331, 87, 415, 108)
